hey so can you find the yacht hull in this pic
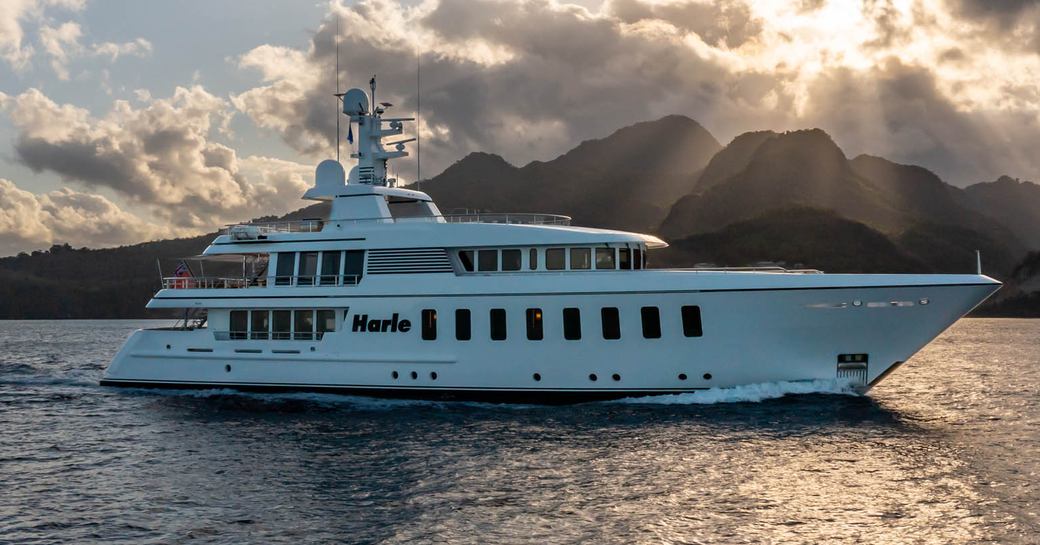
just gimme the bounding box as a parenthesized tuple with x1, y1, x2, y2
(101, 277, 999, 403)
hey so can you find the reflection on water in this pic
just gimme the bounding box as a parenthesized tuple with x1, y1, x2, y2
(0, 319, 1037, 544)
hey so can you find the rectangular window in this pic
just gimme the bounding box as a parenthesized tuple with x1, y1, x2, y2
(529, 248, 538, 270)
(320, 251, 341, 285)
(640, 306, 661, 339)
(272, 310, 291, 340)
(455, 309, 471, 341)
(502, 249, 522, 271)
(570, 248, 591, 270)
(595, 248, 616, 270)
(619, 248, 632, 270)
(297, 252, 318, 286)
(478, 249, 498, 272)
(601, 307, 621, 340)
(343, 250, 365, 285)
(633, 248, 643, 270)
(546, 248, 566, 270)
(459, 250, 474, 272)
(681, 305, 703, 337)
(421, 309, 437, 340)
(563, 307, 581, 340)
(490, 308, 507, 340)
(294, 310, 314, 340)
(230, 310, 248, 340)
(316, 309, 336, 336)
(525, 308, 543, 341)
(250, 310, 269, 340)
(275, 252, 296, 285)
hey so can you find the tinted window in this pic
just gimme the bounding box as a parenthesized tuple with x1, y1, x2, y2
(455, 309, 471, 341)
(601, 307, 621, 340)
(526, 308, 543, 341)
(344, 250, 365, 284)
(478, 249, 498, 272)
(490, 308, 507, 340)
(250, 310, 269, 340)
(633, 248, 643, 270)
(682, 305, 703, 337)
(563, 308, 581, 340)
(298, 252, 318, 286)
(619, 248, 631, 270)
(294, 310, 314, 340)
(230, 310, 248, 339)
(421, 309, 437, 340)
(596, 248, 615, 270)
(640, 306, 661, 339)
(570, 248, 591, 269)
(317, 310, 336, 334)
(320, 251, 341, 285)
(459, 250, 474, 272)
(272, 310, 291, 340)
(546, 248, 566, 270)
(502, 249, 522, 271)
(529, 248, 538, 270)
(275, 252, 295, 285)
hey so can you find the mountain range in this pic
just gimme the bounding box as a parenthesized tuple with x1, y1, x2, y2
(3, 115, 1040, 318)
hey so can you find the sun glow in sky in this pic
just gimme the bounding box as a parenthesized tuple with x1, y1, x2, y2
(0, 0, 1038, 256)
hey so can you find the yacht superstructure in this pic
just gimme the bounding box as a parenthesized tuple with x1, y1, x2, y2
(101, 78, 1001, 402)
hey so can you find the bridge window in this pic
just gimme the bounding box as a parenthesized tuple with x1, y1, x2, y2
(275, 252, 296, 285)
(563, 308, 581, 340)
(570, 248, 591, 269)
(596, 248, 615, 270)
(502, 249, 522, 271)
(272, 310, 291, 340)
(526, 308, 543, 341)
(250, 310, 269, 340)
(633, 248, 643, 270)
(682, 305, 703, 337)
(459, 250, 475, 272)
(619, 248, 631, 270)
(297, 252, 318, 286)
(640, 306, 661, 339)
(421, 309, 437, 340)
(546, 248, 565, 270)
(455, 309, 471, 341)
(320, 251, 341, 285)
(343, 250, 365, 285)
(230, 310, 248, 340)
(490, 308, 507, 340)
(529, 248, 538, 270)
(478, 249, 498, 272)
(601, 307, 621, 340)
(294, 310, 314, 340)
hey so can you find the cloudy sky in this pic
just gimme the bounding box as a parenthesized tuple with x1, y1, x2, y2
(1, 0, 1038, 255)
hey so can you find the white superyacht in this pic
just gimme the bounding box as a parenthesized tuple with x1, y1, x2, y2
(101, 79, 1001, 402)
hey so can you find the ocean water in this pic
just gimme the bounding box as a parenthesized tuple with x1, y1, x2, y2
(0, 319, 1037, 545)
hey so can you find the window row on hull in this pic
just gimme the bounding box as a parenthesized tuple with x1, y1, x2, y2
(420, 305, 703, 341)
(458, 246, 646, 273)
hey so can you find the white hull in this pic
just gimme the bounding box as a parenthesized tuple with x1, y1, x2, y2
(102, 273, 999, 402)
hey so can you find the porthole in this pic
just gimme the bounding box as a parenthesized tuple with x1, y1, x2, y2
(410, 371, 418, 380)
(852, 300, 863, 307)
(612, 373, 621, 381)
(224, 364, 231, 373)
(678, 373, 687, 381)
(589, 373, 598, 382)
(533, 373, 541, 382)
(165, 344, 171, 350)
(309, 346, 315, 352)
(430, 371, 438, 380)
(392, 371, 399, 379)
(919, 298, 930, 305)
(703, 373, 712, 380)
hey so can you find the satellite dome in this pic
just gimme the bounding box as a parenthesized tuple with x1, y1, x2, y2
(342, 88, 369, 116)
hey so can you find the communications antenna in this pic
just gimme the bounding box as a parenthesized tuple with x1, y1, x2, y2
(335, 16, 341, 163)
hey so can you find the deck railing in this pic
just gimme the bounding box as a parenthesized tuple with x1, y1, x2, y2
(162, 275, 362, 290)
(225, 213, 571, 236)
(213, 331, 327, 341)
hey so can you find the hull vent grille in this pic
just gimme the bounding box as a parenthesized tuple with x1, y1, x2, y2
(366, 248, 454, 275)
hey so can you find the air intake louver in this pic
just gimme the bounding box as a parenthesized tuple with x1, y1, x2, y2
(366, 248, 454, 274)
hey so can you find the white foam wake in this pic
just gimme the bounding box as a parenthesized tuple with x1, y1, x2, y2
(614, 379, 861, 405)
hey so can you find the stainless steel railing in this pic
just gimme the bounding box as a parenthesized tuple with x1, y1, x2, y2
(225, 213, 571, 236)
(162, 275, 362, 289)
(213, 331, 327, 341)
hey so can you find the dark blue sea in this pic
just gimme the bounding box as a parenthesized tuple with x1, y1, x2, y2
(1, 319, 1037, 544)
